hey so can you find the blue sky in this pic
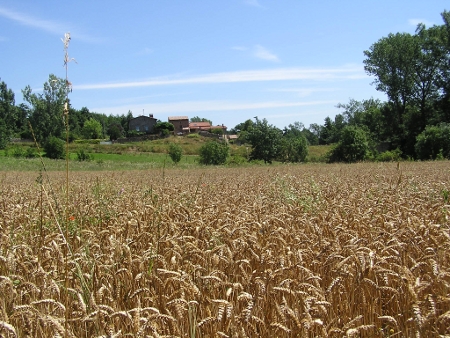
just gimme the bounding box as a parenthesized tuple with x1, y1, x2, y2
(0, 1, 448, 129)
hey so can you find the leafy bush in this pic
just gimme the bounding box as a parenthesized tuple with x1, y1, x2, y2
(278, 136, 309, 163)
(226, 154, 247, 165)
(199, 141, 229, 165)
(76, 149, 92, 161)
(415, 123, 450, 160)
(44, 136, 65, 159)
(328, 126, 370, 163)
(168, 143, 182, 164)
(25, 147, 38, 158)
(9, 145, 25, 158)
(155, 121, 175, 134)
(377, 148, 402, 162)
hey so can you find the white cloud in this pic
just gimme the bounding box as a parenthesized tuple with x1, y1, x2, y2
(253, 45, 279, 62)
(92, 99, 336, 116)
(268, 87, 337, 97)
(408, 18, 434, 28)
(138, 47, 153, 55)
(75, 66, 365, 90)
(0, 6, 101, 43)
(244, 0, 263, 8)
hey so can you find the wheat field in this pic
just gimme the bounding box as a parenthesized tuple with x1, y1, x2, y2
(0, 162, 449, 337)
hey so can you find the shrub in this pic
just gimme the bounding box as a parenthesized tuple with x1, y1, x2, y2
(328, 126, 370, 163)
(25, 147, 38, 158)
(199, 141, 229, 165)
(76, 149, 92, 161)
(168, 143, 182, 164)
(377, 148, 402, 162)
(44, 136, 65, 159)
(278, 136, 309, 163)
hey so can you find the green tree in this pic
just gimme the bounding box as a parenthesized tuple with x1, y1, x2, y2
(168, 143, 183, 164)
(0, 80, 18, 148)
(107, 123, 124, 141)
(247, 118, 282, 164)
(415, 123, 450, 160)
(336, 98, 386, 142)
(328, 126, 370, 163)
(190, 116, 212, 125)
(82, 118, 103, 139)
(199, 141, 229, 165)
(232, 119, 255, 134)
(22, 74, 68, 142)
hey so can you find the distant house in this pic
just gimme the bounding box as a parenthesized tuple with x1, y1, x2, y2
(189, 121, 211, 133)
(189, 122, 228, 133)
(129, 114, 157, 133)
(168, 116, 189, 134)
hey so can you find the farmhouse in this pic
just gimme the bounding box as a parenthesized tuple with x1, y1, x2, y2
(129, 114, 157, 133)
(168, 116, 189, 134)
(189, 121, 212, 133)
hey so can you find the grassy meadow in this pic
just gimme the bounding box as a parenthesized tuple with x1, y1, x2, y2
(0, 160, 449, 337)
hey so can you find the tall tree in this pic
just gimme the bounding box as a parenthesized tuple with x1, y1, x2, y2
(22, 74, 68, 142)
(364, 32, 418, 136)
(247, 118, 282, 164)
(0, 80, 17, 148)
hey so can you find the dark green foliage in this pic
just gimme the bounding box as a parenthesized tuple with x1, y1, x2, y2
(76, 149, 92, 161)
(0, 119, 8, 149)
(25, 147, 38, 158)
(328, 126, 370, 163)
(415, 123, 450, 160)
(377, 148, 402, 162)
(0, 80, 17, 148)
(247, 118, 282, 164)
(278, 136, 309, 163)
(22, 74, 68, 143)
(232, 119, 255, 134)
(155, 121, 175, 133)
(168, 143, 182, 164)
(44, 136, 65, 159)
(199, 141, 229, 165)
(108, 123, 124, 141)
(211, 128, 223, 135)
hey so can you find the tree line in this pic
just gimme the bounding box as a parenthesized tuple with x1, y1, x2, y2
(0, 74, 136, 148)
(232, 9, 450, 162)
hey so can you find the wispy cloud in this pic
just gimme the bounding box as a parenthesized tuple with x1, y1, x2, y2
(0, 5, 101, 43)
(75, 66, 365, 90)
(268, 87, 337, 97)
(408, 18, 434, 28)
(93, 99, 336, 116)
(254, 45, 279, 62)
(231, 46, 248, 51)
(233, 44, 279, 62)
(244, 0, 263, 8)
(137, 47, 153, 56)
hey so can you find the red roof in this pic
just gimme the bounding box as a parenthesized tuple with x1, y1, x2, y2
(189, 122, 211, 128)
